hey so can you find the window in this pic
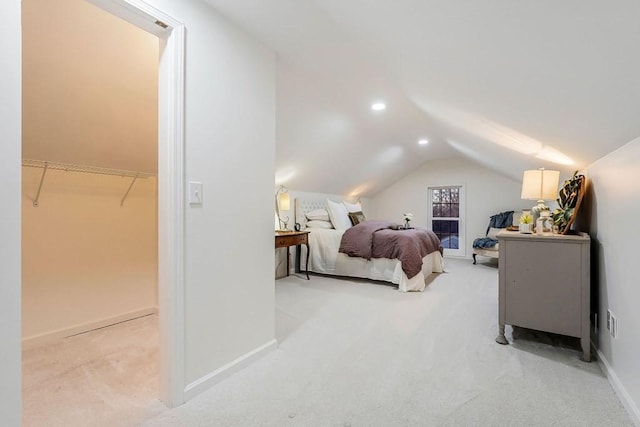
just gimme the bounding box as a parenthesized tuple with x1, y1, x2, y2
(428, 185, 465, 257)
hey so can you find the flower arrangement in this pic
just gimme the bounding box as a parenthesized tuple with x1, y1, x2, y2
(403, 212, 413, 229)
(519, 212, 533, 234)
(519, 213, 533, 224)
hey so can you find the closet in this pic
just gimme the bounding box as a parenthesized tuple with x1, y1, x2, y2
(21, 160, 158, 346)
(21, 0, 160, 421)
(22, 0, 159, 344)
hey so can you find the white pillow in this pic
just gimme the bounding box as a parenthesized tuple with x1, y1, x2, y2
(306, 220, 334, 229)
(327, 199, 352, 230)
(305, 208, 330, 221)
(343, 201, 362, 213)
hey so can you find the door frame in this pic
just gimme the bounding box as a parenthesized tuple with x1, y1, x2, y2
(85, 0, 185, 406)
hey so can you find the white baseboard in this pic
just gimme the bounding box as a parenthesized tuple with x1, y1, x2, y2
(22, 307, 156, 350)
(184, 339, 278, 401)
(596, 347, 640, 426)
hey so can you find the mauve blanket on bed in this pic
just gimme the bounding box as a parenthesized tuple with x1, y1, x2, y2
(339, 220, 443, 279)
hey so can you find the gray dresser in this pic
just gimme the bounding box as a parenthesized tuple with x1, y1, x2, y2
(496, 230, 591, 361)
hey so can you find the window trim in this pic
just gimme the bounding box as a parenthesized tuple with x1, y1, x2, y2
(427, 185, 466, 257)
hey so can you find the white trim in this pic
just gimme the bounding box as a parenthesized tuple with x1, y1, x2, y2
(157, 14, 186, 410)
(183, 339, 278, 401)
(86, 0, 172, 37)
(21, 308, 156, 350)
(596, 347, 640, 426)
(85, 0, 186, 408)
(427, 185, 466, 257)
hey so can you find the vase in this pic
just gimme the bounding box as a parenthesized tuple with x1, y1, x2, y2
(540, 210, 551, 232)
(519, 223, 533, 234)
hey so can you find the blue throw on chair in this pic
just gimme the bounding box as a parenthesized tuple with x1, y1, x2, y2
(472, 210, 514, 264)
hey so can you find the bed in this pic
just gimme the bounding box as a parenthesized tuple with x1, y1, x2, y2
(295, 198, 445, 292)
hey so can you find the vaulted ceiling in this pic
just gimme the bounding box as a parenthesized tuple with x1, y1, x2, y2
(206, 0, 640, 197)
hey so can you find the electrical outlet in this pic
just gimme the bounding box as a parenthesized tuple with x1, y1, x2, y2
(607, 309, 611, 332)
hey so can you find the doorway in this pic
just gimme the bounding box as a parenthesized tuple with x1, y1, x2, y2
(20, 0, 185, 416)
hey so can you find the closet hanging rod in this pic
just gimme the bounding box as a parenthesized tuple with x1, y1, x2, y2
(23, 159, 156, 207)
(22, 159, 156, 179)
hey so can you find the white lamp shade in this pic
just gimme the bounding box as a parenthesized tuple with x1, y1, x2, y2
(278, 191, 290, 211)
(521, 169, 560, 200)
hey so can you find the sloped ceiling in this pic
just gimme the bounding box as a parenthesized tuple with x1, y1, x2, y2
(206, 0, 640, 197)
(22, 0, 158, 173)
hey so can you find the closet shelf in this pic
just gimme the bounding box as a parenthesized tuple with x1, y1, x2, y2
(22, 159, 156, 207)
(22, 159, 155, 178)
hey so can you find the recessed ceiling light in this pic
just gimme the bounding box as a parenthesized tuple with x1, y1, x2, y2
(371, 102, 386, 111)
(419, 139, 429, 145)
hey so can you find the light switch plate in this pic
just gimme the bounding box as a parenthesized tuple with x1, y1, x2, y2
(189, 181, 203, 205)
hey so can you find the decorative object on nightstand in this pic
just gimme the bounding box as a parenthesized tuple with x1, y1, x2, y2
(521, 168, 560, 228)
(275, 185, 290, 231)
(403, 212, 413, 229)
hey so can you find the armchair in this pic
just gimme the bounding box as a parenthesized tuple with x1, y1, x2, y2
(472, 210, 519, 264)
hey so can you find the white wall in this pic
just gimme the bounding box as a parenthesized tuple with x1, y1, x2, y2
(147, 0, 277, 392)
(0, 0, 22, 424)
(583, 137, 640, 424)
(0, 0, 275, 418)
(22, 169, 157, 345)
(368, 156, 524, 257)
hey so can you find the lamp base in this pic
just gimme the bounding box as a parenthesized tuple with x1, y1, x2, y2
(531, 200, 550, 223)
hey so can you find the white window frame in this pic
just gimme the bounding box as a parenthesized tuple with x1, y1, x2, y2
(427, 185, 466, 257)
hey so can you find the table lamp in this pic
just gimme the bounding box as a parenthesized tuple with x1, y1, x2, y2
(275, 185, 290, 230)
(521, 168, 560, 231)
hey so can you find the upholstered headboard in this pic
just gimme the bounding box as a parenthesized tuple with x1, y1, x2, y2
(295, 198, 330, 230)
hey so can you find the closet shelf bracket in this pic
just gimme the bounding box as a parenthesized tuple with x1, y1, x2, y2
(120, 174, 139, 207)
(33, 162, 48, 207)
(22, 159, 156, 207)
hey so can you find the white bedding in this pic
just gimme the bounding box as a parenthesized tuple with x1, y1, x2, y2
(300, 228, 444, 292)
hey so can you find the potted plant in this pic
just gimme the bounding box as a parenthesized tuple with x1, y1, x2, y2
(519, 212, 533, 234)
(552, 171, 585, 234)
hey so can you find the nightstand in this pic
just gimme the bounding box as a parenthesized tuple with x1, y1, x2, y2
(275, 230, 310, 279)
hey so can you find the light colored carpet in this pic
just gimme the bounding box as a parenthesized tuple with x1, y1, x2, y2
(22, 315, 166, 426)
(23, 258, 633, 426)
